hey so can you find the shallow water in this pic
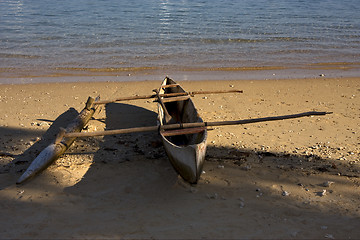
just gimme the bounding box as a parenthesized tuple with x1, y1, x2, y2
(1, 0, 359, 82)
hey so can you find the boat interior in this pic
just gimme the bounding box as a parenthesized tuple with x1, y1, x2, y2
(160, 79, 206, 146)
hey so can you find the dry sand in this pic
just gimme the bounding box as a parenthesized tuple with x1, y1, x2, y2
(0, 77, 359, 239)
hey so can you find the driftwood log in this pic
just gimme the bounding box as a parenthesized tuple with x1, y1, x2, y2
(17, 96, 99, 184)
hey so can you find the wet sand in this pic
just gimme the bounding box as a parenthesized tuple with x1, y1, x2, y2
(0, 77, 359, 239)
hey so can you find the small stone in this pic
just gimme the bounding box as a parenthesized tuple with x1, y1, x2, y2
(206, 193, 218, 199)
(243, 165, 251, 171)
(229, 84, 234, 88)
(217, 165, 224, 169)
(324, 234, 334, 239)
(282, 191, 290, 196)
(320, 189, 327, 196)
(322, 181, 334, 187)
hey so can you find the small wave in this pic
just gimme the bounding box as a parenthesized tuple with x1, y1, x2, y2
(55, 67, 159, 72)
(0, 53, 41, 59)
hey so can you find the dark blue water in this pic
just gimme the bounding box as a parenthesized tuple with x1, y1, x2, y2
(1, 0, 360, 82)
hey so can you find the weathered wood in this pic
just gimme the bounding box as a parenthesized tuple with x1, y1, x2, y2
(94, 89, 243, 105)
(154, 89, 172, 122)
(95, 94, 155, 104)
(161, 95, 191, 103)
(158, 77, 208, 184)
(16, 96, 99, 184)
(64, 111, 332, 138)
(189, 89, 243, 96)
(161, 84, 180, 88)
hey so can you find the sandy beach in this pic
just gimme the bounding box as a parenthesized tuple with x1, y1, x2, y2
(0, 77, 359, 239)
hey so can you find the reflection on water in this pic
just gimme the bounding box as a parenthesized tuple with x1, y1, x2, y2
(0, 0, 360, 80)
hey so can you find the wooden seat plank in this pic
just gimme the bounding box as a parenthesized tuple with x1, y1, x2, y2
(162, 95, 190, 103)
(161, 127, 206, 137)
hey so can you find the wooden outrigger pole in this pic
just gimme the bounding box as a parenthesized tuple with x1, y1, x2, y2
(63, 111, 332, 138)
(94, 89, 243, 105)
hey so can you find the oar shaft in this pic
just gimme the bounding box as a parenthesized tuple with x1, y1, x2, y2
(64, 111, 332, 138)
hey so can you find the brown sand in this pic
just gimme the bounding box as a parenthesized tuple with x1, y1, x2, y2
(0, 77, 359, 239)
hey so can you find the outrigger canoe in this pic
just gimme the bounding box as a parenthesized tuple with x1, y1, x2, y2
(16, 76, 331, 185)
(156, 77, 207, 184)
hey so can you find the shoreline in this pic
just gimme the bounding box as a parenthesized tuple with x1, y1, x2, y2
(0, 77, 359, 239)
(1, 62, 360, 84)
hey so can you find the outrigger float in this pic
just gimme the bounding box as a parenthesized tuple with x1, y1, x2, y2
(17, 77, 332, 184)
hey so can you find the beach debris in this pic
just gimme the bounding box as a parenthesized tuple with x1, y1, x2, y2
(318, 189, 327, 197)
(206, 193, 218, 199)
(282, 190, 290, 196)
(217, 164, 224, 169)
(322, 181, 335, 187)
(190, 187, 198, 193)
(0, 152, 14, 157)
(324, 233, 334, 239)
(31, 121, 50, 127)
(238, 197, 245, 208)
(319, 74, 325, 77)
(255, 188, 263, 197)
(243, 165, 251, 171)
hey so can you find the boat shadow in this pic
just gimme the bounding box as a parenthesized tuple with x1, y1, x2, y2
(64, 102, 180, 195)
(64, 102, 360, 204)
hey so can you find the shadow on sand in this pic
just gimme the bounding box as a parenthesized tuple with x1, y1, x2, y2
(1, 102, 359, 238)
(0, 108, 80, 188)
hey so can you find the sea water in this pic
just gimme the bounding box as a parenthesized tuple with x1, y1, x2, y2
(1, 0, 359, 83)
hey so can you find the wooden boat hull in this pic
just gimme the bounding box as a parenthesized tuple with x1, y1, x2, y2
(157, 77, 207, 184)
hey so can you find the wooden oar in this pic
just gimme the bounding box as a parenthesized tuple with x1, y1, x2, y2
(94, 89, 242, 105)
(154, 88, 172, 122)
(64, 111, 332, 138)
(17, 96, 100, 184)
